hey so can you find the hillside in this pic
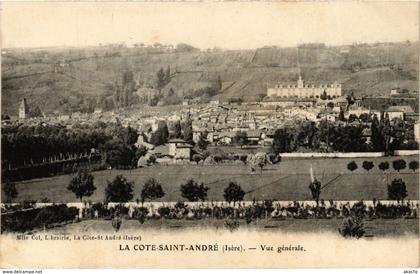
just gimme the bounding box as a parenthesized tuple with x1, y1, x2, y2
(1, 42, 418, 116)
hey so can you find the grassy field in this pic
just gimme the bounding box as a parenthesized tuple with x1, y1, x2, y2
(39, 218, 419, 238)
(7, 155, 419, 203)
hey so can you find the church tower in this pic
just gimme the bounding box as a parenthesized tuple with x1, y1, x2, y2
(19, 98, 28, 120)
(297, 75, 303, 88)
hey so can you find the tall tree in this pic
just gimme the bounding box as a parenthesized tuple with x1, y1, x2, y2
(183, 117, 193, 144)
(173, 120, 182, 139)
(67, 170, 96, 202)
(308, 179, 321, 206)
(150, 121, 169, 146)
(165, 66, 171, 85)
(156, 68, 166, 90)
(272, 128, 293, 153)
(105, 175, 134, 203)
(371, 114, 385, 152)
(3, 181, 18, 203)
(180, 178, 209, 202)
(223, 182, 245, 205)
(387, 178, 407, 204)
(140, 178, 165, 204)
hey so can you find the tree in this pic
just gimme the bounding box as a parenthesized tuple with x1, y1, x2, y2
(408, 160, 419, 172)
(223, 182, 245, 205)
(233, 131, 248, 147)
(347, 161, 358, 172)
(362, 161, 374, 173)
(272, 128, 293, 153)
(3, 181, 18, 203)
(308, 179, 321, 206)
(150, 121, 169, 146)
(165, 66, 171, 85)
(247, 153, 267, 173)
(371, 114, 386, 152)
(173, 120, 182, 139)
(183, 118, 193, 144)
(320, 90, 328, 100)
(347, 114, 358, 123)
(105, 175, 134, 203)
(378, 162, 389, 173)
(392, 159, 406, 172)
(358, 113, 371, 123)
(387, 178, 407, 203)
(156, 68, 166, 90)
(196, 134, 208, 150)
(192, 154, 203, 164)
(180, 178, 209, 202)
(67, 170, 96, 202)
(338, 110, 345, 122)
(103, 139, 137, 169)
(140, 178, 165, 204)
(215, 75, 222, 92)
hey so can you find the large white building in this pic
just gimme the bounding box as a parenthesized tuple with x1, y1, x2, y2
(267, 76, 342, 98)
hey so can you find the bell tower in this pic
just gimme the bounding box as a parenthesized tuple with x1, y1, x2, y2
(297, 75, 303, 88)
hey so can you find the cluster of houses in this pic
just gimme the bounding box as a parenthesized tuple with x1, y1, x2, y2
(9, 83, 420, 165)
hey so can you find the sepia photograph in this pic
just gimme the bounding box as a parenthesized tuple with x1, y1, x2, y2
(0, 1, 419, 270)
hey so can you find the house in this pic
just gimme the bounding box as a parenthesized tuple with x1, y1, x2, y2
(386, 105, 415, 121)
(168, 139, 193, 160)
(415, 123, 419, 143)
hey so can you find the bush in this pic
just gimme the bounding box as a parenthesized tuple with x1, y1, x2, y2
(339, 216, 365, 239)
(1, 204, 78, 232)
(133, 207, 149, 223)
(158, 207, 171, 218)
(224, 219, 240, 232)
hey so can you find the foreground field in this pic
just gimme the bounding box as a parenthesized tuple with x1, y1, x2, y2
(9, 155, 419, 203)
(40, 218, 419, 238)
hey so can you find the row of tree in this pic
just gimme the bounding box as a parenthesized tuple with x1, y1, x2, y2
(2, 122, 141, 171)
(347, 159, 418, 173)
(272, 115, 416, 154)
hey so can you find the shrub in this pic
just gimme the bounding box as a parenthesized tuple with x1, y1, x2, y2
(1, 204, 78, 232)
(133, 207, 149, 223)
(158, 207, 171, 218)
(339, 216, 365, 239)
(224, 219, 240, 232)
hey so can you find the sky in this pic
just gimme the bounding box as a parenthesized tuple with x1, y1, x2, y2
(1, 2, 419, 49)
